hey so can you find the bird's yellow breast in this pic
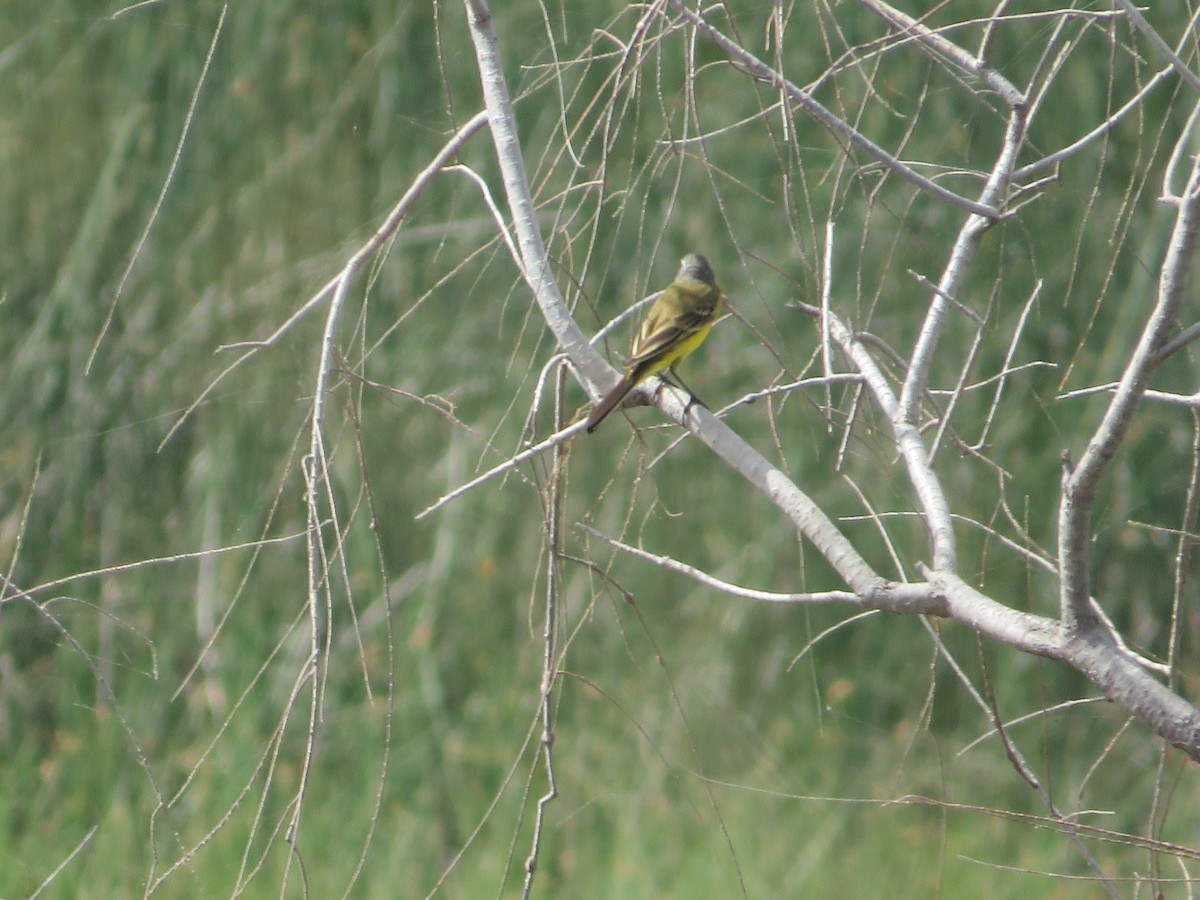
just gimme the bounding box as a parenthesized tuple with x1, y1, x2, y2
(638, 319, 714, 378)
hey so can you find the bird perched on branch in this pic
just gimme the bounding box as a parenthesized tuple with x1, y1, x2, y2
(585, 253, 723, 433)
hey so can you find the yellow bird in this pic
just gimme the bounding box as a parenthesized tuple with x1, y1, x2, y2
(585, 253, 723, 433)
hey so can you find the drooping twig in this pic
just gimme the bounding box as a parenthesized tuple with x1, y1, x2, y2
(522, 369, 566, 898)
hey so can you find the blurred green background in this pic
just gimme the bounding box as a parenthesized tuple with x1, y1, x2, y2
(3, 1, 1200, 896)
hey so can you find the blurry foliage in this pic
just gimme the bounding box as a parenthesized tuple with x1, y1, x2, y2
(1, 0, 1199, 896)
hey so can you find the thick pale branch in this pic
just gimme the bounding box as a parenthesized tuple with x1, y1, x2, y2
(855, 28, 1030, 569)
(688, 403, 930, 603)
(462, 0, 908, 599)
(1059, 628, 1200, 761)
(462, 0, 611, 396)
(931, 571, 1200, 762)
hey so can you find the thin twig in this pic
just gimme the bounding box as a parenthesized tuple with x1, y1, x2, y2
(29, 827, 99, 899)
(416, 420, 586, 520)
(522, 369, 566, 898)
(929, 285, 993, 461)
(1016, 64, 1176, 181)
(822, 220, 835, 416)
(89, 3, 228, 374)
(972, 281, 1041, 451)
(974, 640, 1120, 897)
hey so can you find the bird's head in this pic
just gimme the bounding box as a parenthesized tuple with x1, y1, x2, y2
(677, 253, 715, 287)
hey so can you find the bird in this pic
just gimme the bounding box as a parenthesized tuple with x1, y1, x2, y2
(585, 253, 722, 433)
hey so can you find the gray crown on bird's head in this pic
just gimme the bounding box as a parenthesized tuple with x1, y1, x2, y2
(678, 253, 715, 286)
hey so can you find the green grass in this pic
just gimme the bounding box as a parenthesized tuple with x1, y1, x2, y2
(3, 1, 1200, 897)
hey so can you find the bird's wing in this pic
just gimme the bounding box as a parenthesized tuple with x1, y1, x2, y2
(627, 301, 715, 367)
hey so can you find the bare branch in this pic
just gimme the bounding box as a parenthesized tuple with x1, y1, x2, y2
(897, 107, 1026, 426)
(1153, 318, 1200, 362)
(416, 419, 586, 520)
(1061, 385, 1200, 408)
(89, 3, 228, 375)
(666, 0, 1002, 220)
(971, 281, 1042, 451)
(28, 826, 98, 899)
(927, 570, 1200, 761)
(462, 0, 609, 392)
(580, 524, 884, 607)
(464, 0, 1200, 766)
(959, 698, 1106, 755)
(1110, 0, 1200, 95)
(522, 372, 566, 897)
(722, 373, 864, 411)
(858, 0, 1024, 107)
(1060, 153, 1200, 632)
(817, 303, 960, 571)
(1016, 64, 1176, 182)
(1164, 96, 1200, 201)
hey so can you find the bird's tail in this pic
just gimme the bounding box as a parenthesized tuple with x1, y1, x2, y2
(585, 376, 636, 433)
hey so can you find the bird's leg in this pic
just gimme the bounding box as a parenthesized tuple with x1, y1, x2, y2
(662, 365, 707, 416)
